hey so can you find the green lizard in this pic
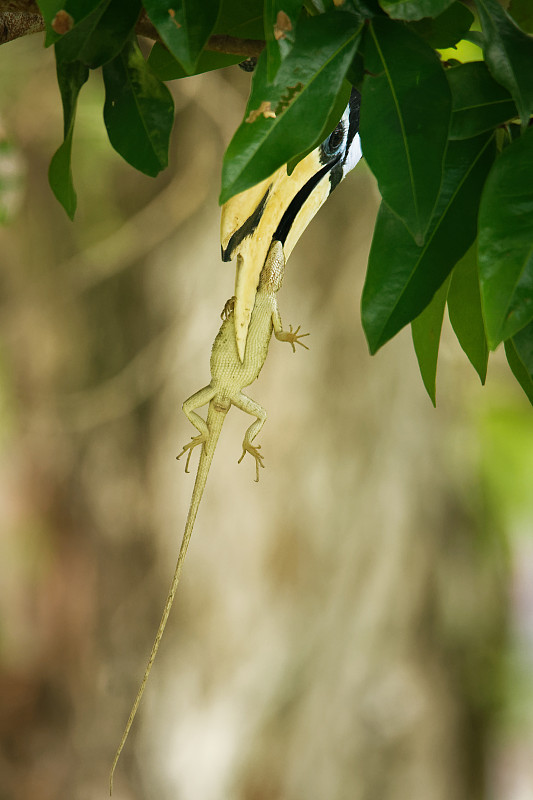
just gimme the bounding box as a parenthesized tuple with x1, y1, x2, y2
(110, 86, 362, 790)
(109, 239, 308, 793)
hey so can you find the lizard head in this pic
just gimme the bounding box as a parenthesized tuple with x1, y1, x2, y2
(221, 88, 362, 360)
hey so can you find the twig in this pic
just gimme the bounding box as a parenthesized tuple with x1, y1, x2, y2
(206, 35, 264, 58)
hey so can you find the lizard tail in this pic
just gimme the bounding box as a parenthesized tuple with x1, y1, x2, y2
(110, 403, 229, 794)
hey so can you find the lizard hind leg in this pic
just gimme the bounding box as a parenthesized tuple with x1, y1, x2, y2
(177, 385, 216, 472)
(232, 391, 267, 482)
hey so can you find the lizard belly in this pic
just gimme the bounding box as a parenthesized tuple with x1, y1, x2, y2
(210, 299, 273, 390)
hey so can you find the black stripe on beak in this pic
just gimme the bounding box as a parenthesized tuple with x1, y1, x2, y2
(272, 154, 342, 246)
(221, 186, 271, 262)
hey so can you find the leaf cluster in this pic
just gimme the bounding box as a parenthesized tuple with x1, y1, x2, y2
(34, 0, 533, 404)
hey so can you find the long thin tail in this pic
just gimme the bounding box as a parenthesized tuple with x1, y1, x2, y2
(109, 403, 228, 794)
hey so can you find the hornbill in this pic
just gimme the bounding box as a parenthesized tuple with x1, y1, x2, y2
(221, 88, 362, 361)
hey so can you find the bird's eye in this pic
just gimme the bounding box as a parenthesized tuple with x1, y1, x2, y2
(323, 123, 345, 157)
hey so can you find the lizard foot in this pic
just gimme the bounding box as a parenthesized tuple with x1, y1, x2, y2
(177, 434, 207, 473)
(220, 296, 235, 320)
(280, 324, 310, 353)
(238, 442, 265, 483)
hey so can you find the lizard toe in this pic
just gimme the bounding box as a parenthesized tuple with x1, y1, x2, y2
(177, 434, 207, 472)
(238, 442, 265, 482)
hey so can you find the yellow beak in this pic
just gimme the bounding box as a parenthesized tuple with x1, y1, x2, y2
(220, 89, 362, 361)
(221, 147, 335, 361)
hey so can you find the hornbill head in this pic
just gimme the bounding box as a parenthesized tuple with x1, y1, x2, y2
(221, 88, 362, 361)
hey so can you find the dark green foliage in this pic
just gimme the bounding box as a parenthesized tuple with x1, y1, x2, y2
(509, 0, 533, 33)
(379, 0, 456, 22)
(406, 2, 473, 49)
(37, 0, 106, 46)
(143, 0, 220, 74)
(505, 332, 533, 404)
(360, 17, 452, 245)
(447, 62, 518, 139)
(147, 44, 242, 79)
(102, 40, 174, 177)
(447, 244, 488, 384)
(220, 9, 361, 203)
(478, 128, 533, 348)
(48, 58, 89, 218)
(264, 0, 301, 81)
(54, 0, 142, 68)
(411, 276, 450, 406)
(475, 0, 533, 129)
(362, 134, 495, 352)
(214, 0, 265, 39)
(34, 0, 533, 404)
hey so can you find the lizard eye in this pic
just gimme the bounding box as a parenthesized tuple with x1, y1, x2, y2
(322, 122, 345, 158)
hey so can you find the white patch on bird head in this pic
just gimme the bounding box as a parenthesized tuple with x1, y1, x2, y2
(342, 131, 363, 178)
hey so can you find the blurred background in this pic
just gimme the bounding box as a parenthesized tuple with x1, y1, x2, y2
(0, 32, 532, 800)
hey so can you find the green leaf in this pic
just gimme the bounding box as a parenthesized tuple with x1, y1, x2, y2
(286, 78, 352, 174)
(360, 18, 451, 245)
(513, 320, 533, 373)
(362, 133, 495, 353)
(54, 0, 142, 68)
(447, 243, 488, 383)
(407, 1, 474, 49)
(147, 42, 242, 79)
(505, 334, 533, 405)
(508, 0, 533, 33)
(102, 39, 174, 177)
(264, 0, 301, 82)
(37, 0, 105, 46)
(220, 10, 361, 204)
(411, 274, 450, 406)
(478, 127, 533, 349)
(347, 0, 382, 16)
(447, 61, 518, 140)
(143, 0, 220, 75)
(214, 0, 264, 38)
(475, 0, 533, 129)
(347, 50, 364, 87)
(48, 58, 89, 218)
(379, 0, 455, 22)
(463, 30, 485, 49)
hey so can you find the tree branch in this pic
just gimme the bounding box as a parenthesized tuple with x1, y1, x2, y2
(205, 35, 264, 58)
(0, 10, 43, 44)
(0, 4, 266, 58)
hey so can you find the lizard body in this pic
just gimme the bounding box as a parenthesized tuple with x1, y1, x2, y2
(110, 240, 307, 792)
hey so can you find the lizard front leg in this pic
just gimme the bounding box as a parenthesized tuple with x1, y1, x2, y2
(274, 323, 310, 352)
(177, 385, 216, 472)
(232, 391, 267, 482)
(271, 305, 309, 353)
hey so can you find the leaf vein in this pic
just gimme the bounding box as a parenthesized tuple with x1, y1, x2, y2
(370, 21, 419, 227)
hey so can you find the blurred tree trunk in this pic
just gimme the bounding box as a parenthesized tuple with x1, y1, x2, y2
(0, 41, 506, 800)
